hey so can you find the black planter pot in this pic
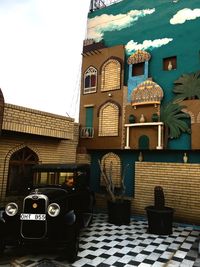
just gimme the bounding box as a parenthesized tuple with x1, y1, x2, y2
(145, 206, 174, 235)
(107, 199, 131, 225)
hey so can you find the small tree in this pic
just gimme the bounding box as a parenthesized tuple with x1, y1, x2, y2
(173, 71, 200, 101)
(160, 101, 190, 148)
(98, 160, 129, 202)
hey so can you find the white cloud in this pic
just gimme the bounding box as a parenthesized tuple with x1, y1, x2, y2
(125, 38, 173, 54)
(87, 9, 155, 41)
(170, 8, 200, 25)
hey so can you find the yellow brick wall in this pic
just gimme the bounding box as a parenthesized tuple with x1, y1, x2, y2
(76, 153, 91, 164)
(0, 105, 79, 202)
(101, 60, 121, 91)
(133, 162, 200, 224)
(3, 104, 74, 139)
(95, 161, 200, 225)
(0, 135, 78, 201)
(98, 103, 119, 136)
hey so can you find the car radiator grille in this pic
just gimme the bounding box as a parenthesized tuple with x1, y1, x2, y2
(21, 196, 47, 239)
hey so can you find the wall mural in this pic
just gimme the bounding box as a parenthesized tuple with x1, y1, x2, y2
(85, 0, 200, 150)
(87, 8, 155, 42)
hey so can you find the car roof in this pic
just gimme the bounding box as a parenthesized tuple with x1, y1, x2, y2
(32, 163, 90, 172)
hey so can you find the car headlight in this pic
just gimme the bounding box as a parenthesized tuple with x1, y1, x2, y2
(5, 202, 18, 216)
(47, 203, 60, 217)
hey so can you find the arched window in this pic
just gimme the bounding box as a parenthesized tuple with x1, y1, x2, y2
(84, 66, 97, 94)
(98, 102, 119, 136)
(7, 147, 39, 196)
(100, 152, 121, 187)
(101, 59, 121, 91)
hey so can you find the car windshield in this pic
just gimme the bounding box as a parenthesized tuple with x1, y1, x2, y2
(32, 164, 90, 188)
(33, 171, 75, 186)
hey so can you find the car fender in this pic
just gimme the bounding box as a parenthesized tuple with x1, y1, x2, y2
(0, 210, 6, 237)
(65, 210, 76, 225)
(0, 209, 5, 223)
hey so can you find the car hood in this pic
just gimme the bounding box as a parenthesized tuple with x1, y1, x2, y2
(30, 187, 69, 211)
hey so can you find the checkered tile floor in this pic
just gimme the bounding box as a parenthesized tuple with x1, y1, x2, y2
(1, 213, 200, 267)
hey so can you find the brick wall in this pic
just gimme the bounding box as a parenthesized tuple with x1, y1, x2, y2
(101, 60, 121, 91)
(0, 104, 79, 202)
(94, 161, 200, 225)
(98, 103, 119, 136)
(0, 135, 78, 201)
(3, 104, 74, 139)
(134, 162, 200, 224)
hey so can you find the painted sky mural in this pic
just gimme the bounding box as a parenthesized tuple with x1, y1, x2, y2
(87, 8, 155, 41)
(87, 1, 200, 55)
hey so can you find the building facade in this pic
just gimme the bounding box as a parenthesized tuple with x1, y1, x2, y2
(78, 0, 200, 223)
(0, 88, 79, 204)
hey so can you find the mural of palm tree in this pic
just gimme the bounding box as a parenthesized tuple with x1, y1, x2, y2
(160, 101, 190, 148)
(173, 71, 200, 101)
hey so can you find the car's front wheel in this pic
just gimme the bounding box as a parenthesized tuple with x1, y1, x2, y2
(67, 236, 79, 263)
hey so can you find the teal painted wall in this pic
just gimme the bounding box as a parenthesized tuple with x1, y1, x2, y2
(87, 0, 200, 150)
(88, 0, 200, 104)
(90, 150, 200, 198)
(87, 0, 200, 195)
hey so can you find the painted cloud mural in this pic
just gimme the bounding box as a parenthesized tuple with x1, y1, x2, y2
(125, 38, 173, 54)
(87, 9, 155, 41)
(170, 8, 200, 24)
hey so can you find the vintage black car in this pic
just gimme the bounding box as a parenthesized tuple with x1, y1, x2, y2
(0, 163, 95, 262)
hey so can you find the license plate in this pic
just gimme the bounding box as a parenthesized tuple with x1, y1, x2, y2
(20, 213, 46, 221)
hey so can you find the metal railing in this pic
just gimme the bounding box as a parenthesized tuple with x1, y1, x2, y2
(80, 127, 94, 138)
(90, 0, 122, 12)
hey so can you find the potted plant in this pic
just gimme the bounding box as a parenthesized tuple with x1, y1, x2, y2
(151, 113, 159, 122)
(98, 160, 131, 225)
(145, 186, 174, 235)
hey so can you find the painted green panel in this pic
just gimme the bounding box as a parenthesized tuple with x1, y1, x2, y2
(86, 106, 93, 128)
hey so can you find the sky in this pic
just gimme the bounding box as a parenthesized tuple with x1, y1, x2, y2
(0, 0, 91, 121)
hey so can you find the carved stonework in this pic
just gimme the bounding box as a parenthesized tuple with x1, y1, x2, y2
(131, 79, 164, 106)
(127, 50, 151, 65)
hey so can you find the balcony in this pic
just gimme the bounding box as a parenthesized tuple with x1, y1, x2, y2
(124, 122, 164, 150)
(80, 127, 94, 138)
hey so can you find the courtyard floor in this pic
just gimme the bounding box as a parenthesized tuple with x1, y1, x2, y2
(1, 213, 200, 267)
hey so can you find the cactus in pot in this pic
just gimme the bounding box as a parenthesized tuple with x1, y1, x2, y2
(145, 186, 174, 235)
(154, 186, 165, 209)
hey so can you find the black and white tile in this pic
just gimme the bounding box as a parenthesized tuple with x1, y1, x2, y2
(1, 213, 199, 267)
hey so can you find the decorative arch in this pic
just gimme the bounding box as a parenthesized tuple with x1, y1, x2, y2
(98, 102, 119, 136)
(97, 100, 121, 117)
(131, 79, 164, 106)
(127, 50, 151, 65)
(6, 146, 39, 196)
(100, 57, 121, 91)
(83, 66, 97, 94)
(197, 112, 200, 123)
(100, 152, 121, 187)
(182, 108, 195, 124)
